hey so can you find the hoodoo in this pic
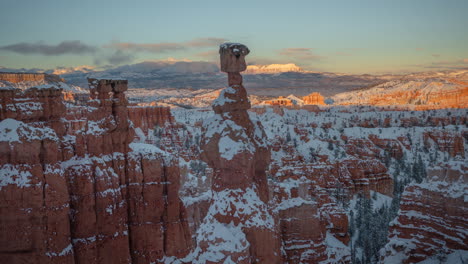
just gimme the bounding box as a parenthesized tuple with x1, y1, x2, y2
(191, 43, 282, 263)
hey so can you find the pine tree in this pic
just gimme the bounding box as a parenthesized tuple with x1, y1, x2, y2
(328, 141, 334, 150)
(286, 131, 291, 142)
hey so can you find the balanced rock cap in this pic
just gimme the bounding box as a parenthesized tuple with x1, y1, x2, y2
(219, 43, 250, 73)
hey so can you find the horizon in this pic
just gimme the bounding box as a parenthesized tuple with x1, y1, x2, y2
(1, 0, 468, 74)
(1, 60, 468, 77)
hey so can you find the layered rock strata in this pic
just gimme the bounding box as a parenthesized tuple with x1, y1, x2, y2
(0, 80, 192, 263)
(380, 162, 467, 263)
(0, 72, 64, 83)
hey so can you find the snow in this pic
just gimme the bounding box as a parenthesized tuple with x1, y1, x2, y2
(129, 142, 175, 164)
(191, 219, 249, 263)
(72, 235, 97, 244)
(212, 86, 237, 107)
(129, 142, 169, 157)
(203, 114, 242, 139)
(244, 63, 303, 74)
(0, 118, 21, 142)
(371, 191, 392, 211)
(0, 79, 87, 93)
(218, 135, 252, 160)
(9, 102, 43, 115)
(0, 164, 34, 190)
(0, 118, 59, 143)
(220, 42, 244, 50)
(207, 186, 275, 230)
(134, 127, 146, 142)
(169, 185, 275, 263)
(275, 197, 316, 212)
(321, 232, 351, 264)
(181, 190, 212, 207)
(45, 243, 74, 257)
(201, 112, 257, 160)
(331, 77, 463, 106)
(413, 162, 467, 200)
(416, 250, 468, 264)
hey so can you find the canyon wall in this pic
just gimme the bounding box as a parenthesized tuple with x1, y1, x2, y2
(333, 78, 468, 110)
(0, 72, 64, 83)
(0, 81, 192, 264)
(380, 162, 467, 263)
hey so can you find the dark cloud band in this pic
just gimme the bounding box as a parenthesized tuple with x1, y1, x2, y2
(0, 40, 97, 56)
(106, 37, 228, 53)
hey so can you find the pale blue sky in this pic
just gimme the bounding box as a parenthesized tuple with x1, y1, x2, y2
(1, 0, 467, 73)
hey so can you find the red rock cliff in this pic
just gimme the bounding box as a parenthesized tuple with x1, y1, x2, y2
(380, 162, 467, 263)
(0, 72, 64, 84)
(0, 80, 192, 264)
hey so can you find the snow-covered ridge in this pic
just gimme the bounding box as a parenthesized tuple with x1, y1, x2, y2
(332, 72, 468, 108)
(244, 63, 304, 74)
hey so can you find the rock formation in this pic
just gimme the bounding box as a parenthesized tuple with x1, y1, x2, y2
(0, 72, 64, 83)
(0, 79, 192, 264)
(263, 96, 295, 106)
(187, 42, 282, 263)
(332, 78, 468, 110)
(1, 54, 467, 264)
(303, 92, 325, 105)
(380, 162, 467, 263)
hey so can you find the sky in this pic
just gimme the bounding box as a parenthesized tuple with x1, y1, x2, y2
(1, 0, 467, 74)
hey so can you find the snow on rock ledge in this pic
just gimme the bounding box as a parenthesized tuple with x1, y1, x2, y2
(0, 118, 59, 143)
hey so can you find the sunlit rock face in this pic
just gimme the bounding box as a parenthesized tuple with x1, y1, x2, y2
(380, 162, 467, 264)
(0, 80, 192, 264)
(332, 78, 468, 110)
(0, 72, 64, 83)
(303, 92, 326, 105)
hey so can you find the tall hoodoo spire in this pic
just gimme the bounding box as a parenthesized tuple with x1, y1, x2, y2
(191, 43, 282, 263)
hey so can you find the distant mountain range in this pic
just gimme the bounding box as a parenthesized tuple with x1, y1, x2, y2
(58, 61, 394, 97)
(2, 62, 467, 108)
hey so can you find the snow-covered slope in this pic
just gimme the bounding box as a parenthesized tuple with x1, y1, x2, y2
(244, 63, 304, 74)
(332, 70, 468, 109)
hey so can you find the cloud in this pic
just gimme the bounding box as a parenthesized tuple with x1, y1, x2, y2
(105, 42, 184, 53)
(431, 59, 468, 66)
(194, 50, 219, 62)
(0, 40, 97, 55)
(0, 66, 45, 73)
(278, 48, 324, 61)
(432, 54, 441, 58)
(106, 37, 228, 54)
(414, 58, 468, 70)
(93, 49, 135, 66)
(106, 50, 134, 64)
